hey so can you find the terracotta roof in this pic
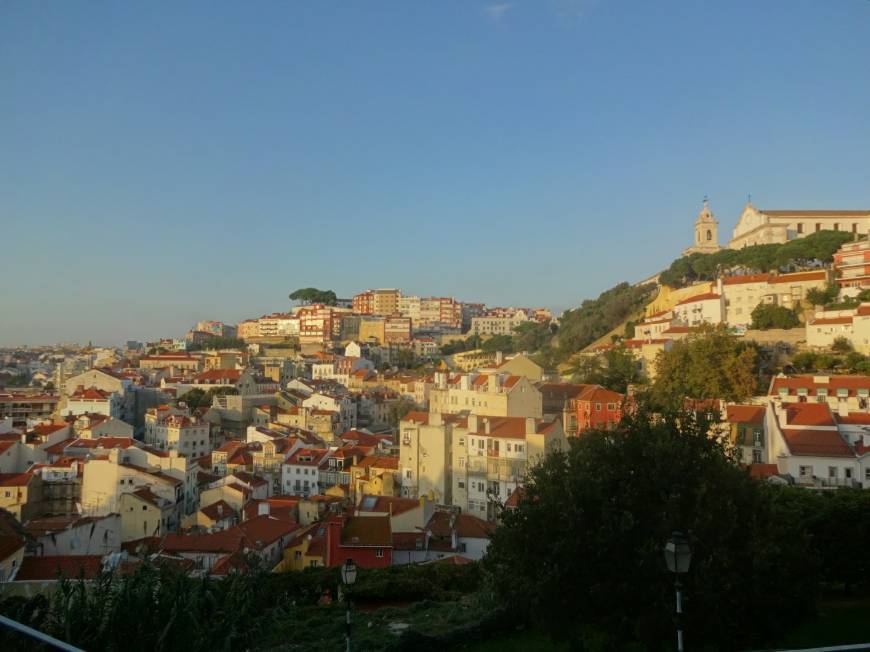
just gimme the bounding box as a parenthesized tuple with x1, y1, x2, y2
(722, 274, 771, 285)
(392, 531, 425, 551)
(70, 388, 112, 400)
(835, 412, 870, 425)
(357, 495, 419, 516)
(0, 473, 33, 487)
(769, 270, 827, 284)
(575, 385, 624, 404)
(340, 515, 392, 547)
(236, 515, 299, 548)
(161, 530, 245, 554)
(131, 487, 164, 507)
(676, 292, 721, 306)
(200, 500, 235, 521)
(427, 511, 494, 539)
(749, 464, 780, 480)
(782, 429, 854, 458)
(353, 456, 399, 471)
(726, 405, 765, 425)
(209, 551, 250, 576)
(0, 534, 25, 562)
(784, 403, 835, 427)
(771, 375, 870, 397)
(811, 316, 853, 326)
(15, 555, 104, 580)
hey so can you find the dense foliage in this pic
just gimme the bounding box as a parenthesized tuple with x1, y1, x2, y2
(567, 346, 645, 393)
(288, 287, 338, 305)
(177, 386, 238, 409)
(790, 349, 870, 374)
(0, 561, 485, 652)
(186, 336, 246, 351)
(649, 325, 759, 406)
(552, 282, 656, 363)
(750, 303, 801, 330)
(659, 231, 852, 288)
(484, 409, 818, 650)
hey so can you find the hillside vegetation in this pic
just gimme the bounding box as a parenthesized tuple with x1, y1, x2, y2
(659, 230, 852, 288)
(538, 282, 656, 366)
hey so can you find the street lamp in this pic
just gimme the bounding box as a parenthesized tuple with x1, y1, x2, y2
(664, 531, 692, 652)
(340, 559, 357, 652)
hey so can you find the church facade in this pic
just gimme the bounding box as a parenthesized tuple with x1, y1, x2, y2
(727, 204, 870, 249)
(684, 200, 870, 253)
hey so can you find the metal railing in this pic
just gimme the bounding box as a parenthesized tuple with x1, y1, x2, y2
(0, 614, 84, 651)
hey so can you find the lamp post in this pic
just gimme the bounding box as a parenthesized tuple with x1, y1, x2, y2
(340, 558, 357, 652)
(664, 531, 692, 652)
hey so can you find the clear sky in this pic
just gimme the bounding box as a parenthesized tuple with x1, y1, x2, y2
(2, 1, 869, 346)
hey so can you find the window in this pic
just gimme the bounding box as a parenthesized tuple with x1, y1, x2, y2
(376, 548, 384, 558)
(753, 429, 763, 447)
(405, 470, 412, 479)
(845, 468, 853, 480)
(458, 480, 465, 489)
(458, 457, 465, 468)
(797, 223, 803, 234)
(752, 449, 763, 463)
(515, 444, 524, 453)
(816, 223, 821, 232)
(706, 229, 712, 241)
(595, 403, 602, 411)
(834, 223, 839, 231)
(799, 465, 813, 479)
(853, 223, 858, 233)
(828, 467, 838, 479)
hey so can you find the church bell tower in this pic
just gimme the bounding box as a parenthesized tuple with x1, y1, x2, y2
(683, 197, 722, 255)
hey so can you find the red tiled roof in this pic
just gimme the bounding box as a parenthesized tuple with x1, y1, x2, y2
(771, 375, 870, 398)
(749, 463, 780, 480)
(722, 274, 771, 285)
(835, 412, 870, 425)
(676, 292, 721, 306)
(0, 472, 33, 487)
(131, 487, 164, 507)
(353, 456, 399, 471)
(15, 555, 104, 580)
(811, 316, 853, 326)
(726, 405, 765, 425)
(200, 500, 234, 521)
(339, 515, 392, 547)
(782, 429, 854, 458)
(236, 515, 299, 548)
(784, 403, 835, 427)
(161, 530, 246, 554)
(0, 534, 25, 562)
(358, 495, 420, 516)
(769, 270, 827, 284)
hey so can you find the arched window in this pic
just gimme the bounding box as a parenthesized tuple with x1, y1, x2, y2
(706, 229, 712, 241)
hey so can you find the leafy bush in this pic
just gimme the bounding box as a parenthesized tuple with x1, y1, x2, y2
(484, 409, 817, 650)
(659, 231, 851, 289)
(750, 303, 801, 330)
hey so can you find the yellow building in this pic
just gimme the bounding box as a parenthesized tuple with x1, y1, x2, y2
(0, 472, 43, 522)
(120, 487, 174, 542)
(428, 372, 542, 419)
(276, 523, 325, 571)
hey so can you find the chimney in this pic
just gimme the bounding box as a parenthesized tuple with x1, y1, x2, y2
(837, 401, 849, 418)
(467, 414, 478, 433)
(525, 417, 536, 436)
(495, 351, 504, 365)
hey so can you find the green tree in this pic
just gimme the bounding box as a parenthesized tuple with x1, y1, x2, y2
(791, 351, 818, 373)
(288, 288, 337, 306)
(512, 321, 552, 353)
(650, 324, 758, 406)
(750, 304, 800, 330)
(571, 346, 644, 393)
(484, 409, 816, 649)
(831, 336, 853, 354)
(806, 283, 840, 308)
(481, 334, 515, 354)
(388, 399, 417, 429)
(393, 348, 417, 369)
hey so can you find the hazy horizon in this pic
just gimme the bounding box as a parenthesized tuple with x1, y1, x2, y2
(2, 1, 869, 346)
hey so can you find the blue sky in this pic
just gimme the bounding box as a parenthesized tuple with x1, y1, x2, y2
(1, 1, 869, 346)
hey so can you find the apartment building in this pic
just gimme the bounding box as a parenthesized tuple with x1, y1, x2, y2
(835, 238, 870, 291)
(144, 406, 210, 456)
(428, 372, 542, 419)
(353, 289, 401, 316)
(399, 411, 567, 521)
(470, 310, 530, 336)
(0, 393, 59, 428)
(806, 304, 870, 353)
